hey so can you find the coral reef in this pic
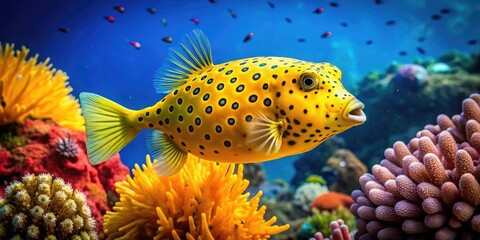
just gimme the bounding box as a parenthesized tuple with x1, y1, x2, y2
(347, 52, 480, 167)
(391, 64, 429, 88)
(103, 154, 289, 239)
(305, 175, 327, 186)
(293, 182, 329, 212)
(243, 162, 266, 189)
(310, 219, 353, 240)
(292, 137, 346, 187)
(322, 149, 367, 194)
(0, 43, 84, 131)
(0, 119, 129, 232)
(310, 192, 354, 212)
(0, 173, 97, 239)
(299, 208, 355, 240)
(350, 93, 480, 239)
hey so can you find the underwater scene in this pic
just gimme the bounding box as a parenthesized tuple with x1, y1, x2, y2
(1, 0, 480, 239)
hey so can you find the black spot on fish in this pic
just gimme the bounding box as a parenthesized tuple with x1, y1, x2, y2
(187, 105, 193, 113)
(324, 126, 330, 130)
(241, 67, 249, 72)
(252, 73, 261, 80)
(224, 140, 231, 147)
(185, 86, 191, 91)
(263, 98, 272, 107)
(178, 115, 183, 121)
(176, 127, 181, 133)
(303, 109, 308, 114)
(293, 119, 301, 125)
(204, 134, 211, 140)
(193, 87, 200, 95)
(145, 112, 150, 116)
(289, 105, 294, 110)
(156, 108, 161, 114)
(205, 106, 213, 114)
(232, 102, 239, 110)
(215, 125, 222, 133)
(218, 98, 227, 106)
(203, 93, 210, 101)
(262, 83, 269, 90)
(138, 117, 143, 122)
(230, 77, 237, 83)
(217, 83, 225, 90)
(228, 118, 235, 125)
(271, 65, 278, 69)
(148, 123, 154, 128)
(201, 76, 207, 80)
(236, 84, 245, 92)
(165, 118, 170, 124)
(188, 125, 194, 132)
(293, 133, 300, 137)
(214, 150, 219, 154)
(280, 110, 286, 116)
(169, 105, 174, 112)
(225, 70, 233, 75)
(218, 67, 225, 72)
(173, 89, 178, 95)
(249, 94, 258, 103)
(195, 117, 201, 126)
(276, 92, 281, 98)
(245, 115, 253, 122)
(158, 120, 163, 126)
(207, 78, 214, 84)
(177, 98, 183, 105)
(288, 140, 296, 146)
(199, 145, 205, 150)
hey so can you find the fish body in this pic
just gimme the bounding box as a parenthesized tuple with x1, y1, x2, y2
(80, 30, 366, 176)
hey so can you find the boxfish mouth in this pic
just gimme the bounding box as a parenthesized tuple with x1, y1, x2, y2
(343, 98, 366, 124)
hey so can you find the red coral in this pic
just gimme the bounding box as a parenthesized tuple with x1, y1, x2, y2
(0, 119, 130, 233)
(351, 93, 480, 239)
(311, 191, 354, 211)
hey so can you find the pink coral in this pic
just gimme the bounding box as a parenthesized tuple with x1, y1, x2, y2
(351, 93, 480, 239)
(0, 119, 129, 232)
(310, 219, 352, 240)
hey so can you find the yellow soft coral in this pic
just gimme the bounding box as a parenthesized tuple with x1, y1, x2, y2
(0, 43, 84, 130)
(104, 155, 289, 240)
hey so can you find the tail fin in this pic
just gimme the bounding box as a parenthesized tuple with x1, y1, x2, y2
(79, 92, 140, 165)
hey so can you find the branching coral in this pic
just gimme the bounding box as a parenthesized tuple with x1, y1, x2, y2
(310, 219, 352, 240)
(0, 43, 84, 130)
(103, 155, 289, 239)
(351, 93, 480, 239)
(0, 173, 97, 239)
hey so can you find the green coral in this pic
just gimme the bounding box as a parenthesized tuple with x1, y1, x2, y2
(297, 207, 355, 239)
(305, 175, 327, 186)
(0, 173, 98, 239)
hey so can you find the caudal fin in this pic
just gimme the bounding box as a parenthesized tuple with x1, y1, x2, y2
(79, 92, 140, 165)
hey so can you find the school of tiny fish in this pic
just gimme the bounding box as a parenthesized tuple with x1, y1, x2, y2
(80, 30, 366, 176)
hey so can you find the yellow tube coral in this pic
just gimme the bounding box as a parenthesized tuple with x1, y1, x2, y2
(104, 155, 289, 239)
(0, 43, 84, 130)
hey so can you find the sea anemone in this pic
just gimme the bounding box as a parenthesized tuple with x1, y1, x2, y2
(351, 93, 480, 239)
(0, 43, 84, 131)
(0, 173, 97, 239)
(103, 154, 289, 239)
(55, 136, 80, 158)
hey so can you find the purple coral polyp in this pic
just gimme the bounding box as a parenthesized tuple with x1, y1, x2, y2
(351, 93, 480, 240)
(55, 137, 79, 158)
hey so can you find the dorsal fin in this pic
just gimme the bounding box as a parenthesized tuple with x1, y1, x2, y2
(154, 29, 213, 93)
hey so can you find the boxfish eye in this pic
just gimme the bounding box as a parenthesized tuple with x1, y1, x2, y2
(300, 74, 317, 91)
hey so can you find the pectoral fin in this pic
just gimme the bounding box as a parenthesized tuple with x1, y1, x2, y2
(147, 131, 188, 176)
(246, 113, 284, 155)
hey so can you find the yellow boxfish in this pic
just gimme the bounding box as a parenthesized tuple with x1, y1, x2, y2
(80, 30, 366, 176)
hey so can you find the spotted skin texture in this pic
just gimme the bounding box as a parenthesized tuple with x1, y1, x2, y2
(133, 57, 362, 163)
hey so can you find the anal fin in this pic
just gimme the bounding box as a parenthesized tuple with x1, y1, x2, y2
(147, 131, 188, 176)
(246, 113, 284, 155)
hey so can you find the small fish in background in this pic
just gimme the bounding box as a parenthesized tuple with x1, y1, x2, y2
(431, 14, 441, 20)
(374, 0, 383, 5)
(285, 17, 292, 23)
(243, 32, 254, 42)
(114, 6, 125, 13)
(468, 39, 477, 45)
(228, 9, 237, 19)
(321, 31, 332, 38)
(191, 18, 200, 25)
(209, 0, 217, 3)
(418, 37, 425, 42)
(385, 20, 396, 25)
(416, 47, 426, 54)
(162, 18, 167, 26)
(298, 38, 306, 43)
(58, 27, 69, 33)
(440, 8, 451, 14)
(399, 51, 407, 56)
(104, 16, 115, 23)
(340, 22, 348, 27)
(329, 2, 339, 7)
(162, 37, 173, 43)
(268, 2, 275, 8)
(314, 7, 325, 14)
(129, 41, 141, 49)
(365, 40, 373, 45)
(147, 8, 157, 14)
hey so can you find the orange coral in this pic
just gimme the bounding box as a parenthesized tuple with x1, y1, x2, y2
(103, 155, 289, 239)
(0, 43, 84, 130)
(310, 191, 354, 211)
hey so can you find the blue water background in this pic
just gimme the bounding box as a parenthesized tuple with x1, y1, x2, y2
(1, 0, 479, 182)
